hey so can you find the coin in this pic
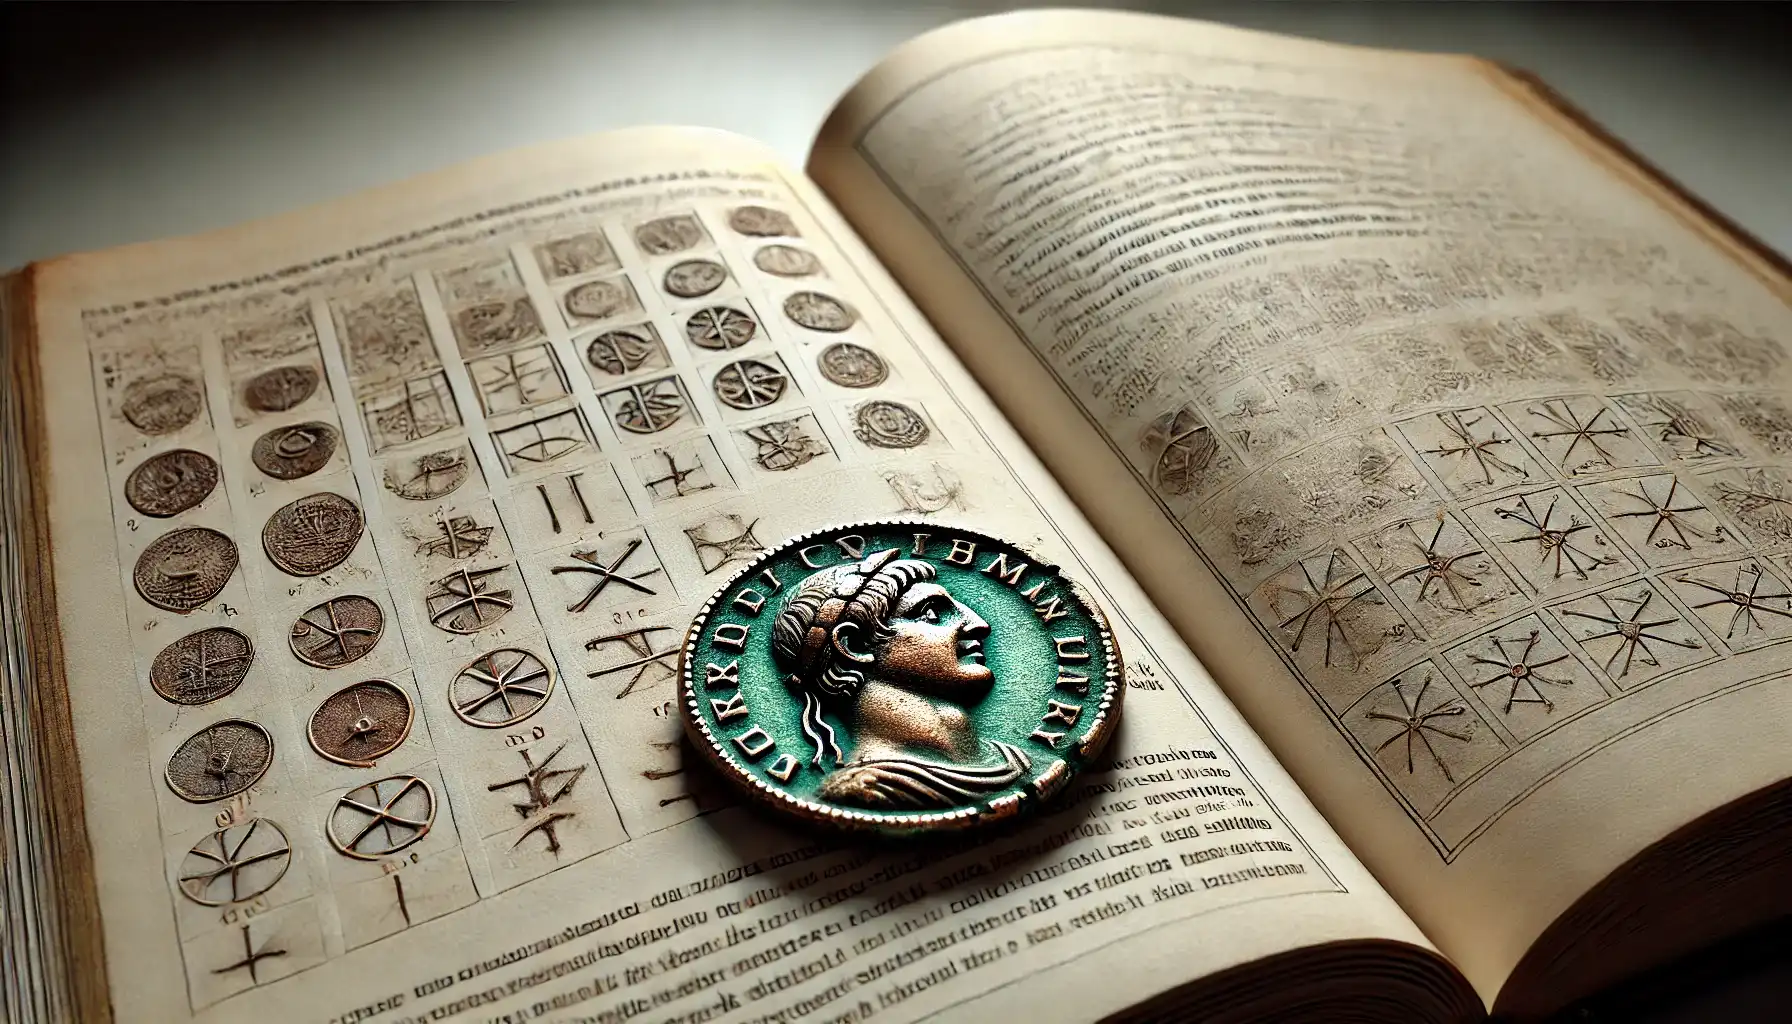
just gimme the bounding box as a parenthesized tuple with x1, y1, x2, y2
(250, 421, 338, 480)
(121, 373, 204, 435)
(134, 527, 239, 612)
(243, 365, 319, 413)
(684, 307, 757, 351)
(817, 343, 888, 389)
(752, 245, 821, 278)
(328, 775, 435, 859)
(679, 521, 1121, 835)
(165, 719, 275, 803)
(262, 493, 365, 577)
(664, 260, 727, 299)
(712, 359, 788, 410)
(586, 328, 661, 376)
(123, 448, 220, 518)
(382, 448, 470, 501)
(782, 292, 856, 332)
(449, 648, 554, 728)
(853, 400, 930, 449)
(635, 215, 707, 256)
(307, 680, 414, 768)
(177, 819, 292, 906)
(150, 627, 254, 705)
(289, 595, 384, 668)
(563, 278, 636, 321)
(728, 206, 797, 237)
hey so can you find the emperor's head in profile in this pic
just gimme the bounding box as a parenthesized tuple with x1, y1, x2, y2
(771, 549, 1031, 810)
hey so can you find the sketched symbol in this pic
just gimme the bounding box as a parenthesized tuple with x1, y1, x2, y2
(1422, 410, 1527, 487)
(745, 419, 828, 472)
(1712, 468, 1792, 542)
(426, 565, 515, 633)
(536, 472, 596, 534)
(1495, 492, 1617, 580)
(1607, 476, 1726, 551)
(469, 346, 565, 414)
(1526, 398, 1630, 470)
(1384, 515, 1489, 613)
(1364, 673, 1473, 783)
(1560, 587, 1702, 679)
(362, 373, 458, 452)
(178, 819, 292, 906)
(684, 515, 766, 574)
(1675, 563, 1792, 639)
(551, 539, 662, 613)
(383, 448, 470, 501)
(1264, 549, 1387, 670)
(417, 515, 494, 560)
(884, 465, 966, 515)
(450, 649, 555, 728)
(212, 924, 287, 985)
(606, 377, 687, 434)
(1466, 630, 1575, 713)
(640, 449, 712, 499)
(1140, 406, 1219, 497)
(489, 742, 587, 855)
(1624, 393, 1740, 459)
(328, 775, 436, 859)
(585, 626, 678, 699)
(495, 409, 589, 469)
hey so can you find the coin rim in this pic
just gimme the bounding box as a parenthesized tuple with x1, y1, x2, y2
(307, 678, 415, 768)
(164, 718, 275, 804)
(123, 448, 221, 518)
(150, 626, 255, 706)
(178, 818, 293, 906)
(677, 518, 1123, 836)
(327, 775, 436, 860)
(251, 421, 339, 481)
(134, 526, 240, 612)
(450, 648, 557, 728)
(288, 595, 386, 668)
(261, 492, 366, 578)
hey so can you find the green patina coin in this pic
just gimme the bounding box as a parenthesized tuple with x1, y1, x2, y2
(680, 520, 1122, 835)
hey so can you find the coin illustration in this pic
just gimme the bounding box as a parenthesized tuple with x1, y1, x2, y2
(134, 527, 239, 612)
(817, 343, 888, 389)
(251, 421, 338, 480)
(120, 373, 204, 435)
(150, 626, 255, 706)
(679, 521, 1121, 835)
(853, 400, 930, 449)
(782, 292, 856, 333)
(243, 365, 320, 413)
(586, 328, 661, 376)
(728, 206, 798, 238)
(262, 492, 365, 577)
(450, 648, 554, 728)
(712, 359, 788, 411)
(635, 215, 707, 256)
(123, 448, 220, 518)
(289, 595, 384, 668)
(752, 245, 821, 278)
(684, 306, 757, 351)
(177, 818, 292, 906)
(664, 260, 728, 299)
(164, 719, 275, 803)
(328, 775, 435, 859)
(563, 278, 636, 321)
(308, 679, 414, 768)
(382, 448, 469, 501)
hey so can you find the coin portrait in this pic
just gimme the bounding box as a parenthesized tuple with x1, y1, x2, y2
(817, 343, 889, 389)
(120, 372, 204, 435)
(307, 679, 414, 768)
(728, 206, 798, 238)
(243, 365, 320, 413)
(752, 245, 821, 278)
(250, 421, 338, 480)
(289, 595, 384, 668)
(134, 527, 239, 612)
(663, 259, 728, 299)
(782, 291, 856, 332)
(164, 719, 275, 803)
(123, 448, 220, 518)
(679, 521, 1121, 835)
(149, 626, 254, 706)
(262, 492, 365, 577)
(684, 306, 757, 351)
(853, 400, 930, 449)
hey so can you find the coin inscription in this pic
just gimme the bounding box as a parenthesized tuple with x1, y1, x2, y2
(134, 527, 239, 612)
(251, 421, 338, 480)
(164, 719, 275, 803)
(150, 627, 254, 705)
(817, 343, 888, 389)
(289, 595, 384, 668)
(124, 448, 220, 518)
(262, 493, 365, 577)
(663, 260, 728, 299)
(308, 679, 414, 768)
(121, 373, 203, 435)
(782, 292, 856, 332)
(243, 366, 320, 413)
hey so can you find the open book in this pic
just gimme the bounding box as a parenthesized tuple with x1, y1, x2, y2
(5, 10, 1789, 1023)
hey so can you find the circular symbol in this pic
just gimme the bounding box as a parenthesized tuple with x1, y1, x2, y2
(728, 206, 797, 237)
(635, 216, 706, 256)
(262, 493, 365, 577)
(308, 680, 414, 768)
(450, 648, 555, 728)
(289, 595, 384, 668)
(456, 299, 541, 351)
(563, 278, 634, 321)
(177, 818, 292, 906)
(150, 627, 254, 706)
(712, 359, 789, 411)
(165, 719, 275, 803)
(243, 366, 319, 413)
(134, 527, 239, 612)
(382, 448, 470, 501)
(586, 329, 660, 376)
(123, 448, 220, 518)
(328, 775, 436, 860)
(120, 373, 203, 435)
(663, 260, 728, 299)
(610, 381, 686, 435)
(679, 520, 1122, 835)
(684, 307, 757, 351)
(250, 421, 338, 480)
(853, 400, 930, 449)
(816, 343, 888, 389)
(752, 245, 821, 278)
(782, 292, 856, 332)
(1141, 407, 1218, 497)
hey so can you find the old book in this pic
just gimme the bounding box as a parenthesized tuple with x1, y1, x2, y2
(4, 10, 1787, 1023)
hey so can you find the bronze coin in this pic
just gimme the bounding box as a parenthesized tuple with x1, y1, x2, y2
(854, 400, 930, 449)
(123, 448, 220, 518)
(251, 421, 338, 480)
(586, 328, 662, 376)
(664, 260, 728, 299)
(817, 343, 888, 389)
(450, 648, 554, 728)
(712, 359, 788, 410)
(120, 373, 204, 435)
(728, 206, 797, 237)
(307, 680, 414, 768)
(262, 493, 365, 577)
(150, 627, 254, 706)
(634, 215, 707, 256)
(243, 365, 320, 413)
(684, 306, 757, 351)
(563, 278, 637, 321)
(289, 595, 384, 668)
(164, 719, 274, 803)
(134, 527, 239, 612)
(752, 244, 821, 278)
(783, 291, 856, 332)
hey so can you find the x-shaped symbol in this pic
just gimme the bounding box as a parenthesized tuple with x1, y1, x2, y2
(330, 776, 434, 858)
(551, 539, 661, 612)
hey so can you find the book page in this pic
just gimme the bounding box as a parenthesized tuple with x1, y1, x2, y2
(809, 8, 1792, 1002)
(25, 126, 1429, 1022)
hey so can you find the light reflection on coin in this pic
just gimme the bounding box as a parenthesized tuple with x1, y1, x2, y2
(782, 292, 856, 332)
(308, 679, 414, 768)
(664, 260, 728, 299)
(251, 421, 338, 480)
(289, 595, 384, 668)
(121, 373, 203, 435)
(134, 527, 239, 612)
(124, 448, 220, 518)
(728, 206, 797, 237)
(262, 493, 365, 577)
(243, 366, 320, 413)
(817, 343, 888, 389)
(164, 719, 274, 803)
(752, 245, 821, 278)
(149, 627, 254, 706)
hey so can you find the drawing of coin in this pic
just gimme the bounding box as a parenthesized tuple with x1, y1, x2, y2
(817, 343, 888, 389)
(752, 245, 821, 278)
(134, 527, 239, 612)
(308, 680, 414, 768)
(250, 421, 338, 480)
(164, 719, 274, 803)
(586, 328, 660, 376)
(243, 365, 319, 413)
(634, 215, 706, 256)
(289, 595, 384, 668)
(712, 359, 789, 411)
(854, 401, 930, 449)
(123, 448, 220, 518)
(728, 206, 797, 237)
(450, 648, 554, 728)
(120, 373, 203, 435)
(684, 306, 757, 350)
(382, 448, 469, 501)
(456, 299, 542, 351)
(150, 626, 254, 705)
(782, 292, 856, 332)
(563, 278, 636, 321)
(664, 260, 727, 299)
(178, 818, 292, 906)
(262, 492, 365, 577)
(328, 775, 435, 859)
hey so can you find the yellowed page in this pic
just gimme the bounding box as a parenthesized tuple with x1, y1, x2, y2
(809, 8, 1792, 1003)
(29, 126, 1432, 1022)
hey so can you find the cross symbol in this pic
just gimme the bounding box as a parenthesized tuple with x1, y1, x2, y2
(551, 539, 661, 612)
